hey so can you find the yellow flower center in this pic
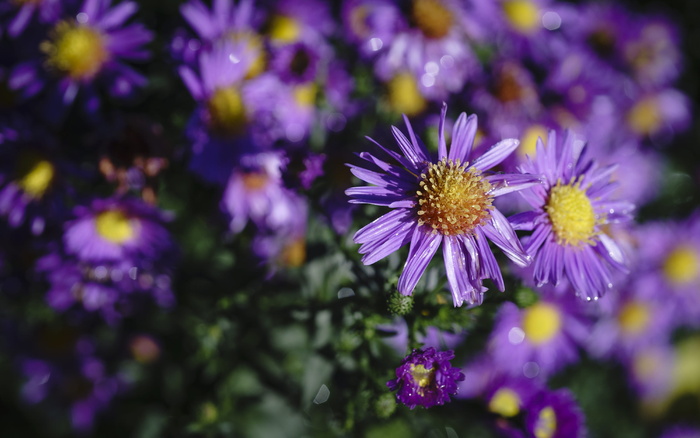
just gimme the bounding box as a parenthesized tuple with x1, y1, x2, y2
(416, 158, 494, 236)
(241, 172, 269, 191)
(412, 0, 453, 39)
(518, 124, 547, 158)
(534, 406, 557, 438)
(503, 0, 540, 34)
(522, 302, 562, 345)
(42, 21, 109, 80)
(293, 83, 317, 107)
(617, 301, 651, 335)
(281, 237, 306, 267)
(545, 180, 596, 246)
(95, 209, 135, 244)
(663, 245, 699, 285)
(207, 87, 247, 135)
(494, 65, 526, 104)
(267, 15, 301, 43)
(488, 388, 521, 417)
(626, 96, 661, 136)
(386, 72, 426, 117)
(348, 5, 371, 38)
(409, 363, 435, 391)
(230, 31, 266, 79)
(17, 155, 55, 199)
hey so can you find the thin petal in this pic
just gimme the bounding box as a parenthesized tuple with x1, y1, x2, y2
(471, 138, 519, 172)
(354, 209, 411, 244)
(392, 125, 428, 168)
(443, 236, 478, 307)
(449, 113, 477, 163)
(397, 228, 442, 296)
(482, 208, 530, 267)
(475, 228, 504, 291)
(486, 173, 542, 197)
(437, 103, 447, 159)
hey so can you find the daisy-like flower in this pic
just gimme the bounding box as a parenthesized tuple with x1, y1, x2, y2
(11, 0, 152, 107)
(512, 130, 634, 300)
(386, 347, 464, 409)
(524, 388, 586, 438)
(346, 104, 539, 307)
(488, 291, 589, 378)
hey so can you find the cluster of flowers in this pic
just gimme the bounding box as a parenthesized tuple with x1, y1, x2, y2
(0, 0, 698, 435)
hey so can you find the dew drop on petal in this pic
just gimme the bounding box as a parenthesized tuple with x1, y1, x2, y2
(508, 327, 525, 344)
(338, 287, 355, 299)
(369, 37, 383, 51)
(541, 11, 561, 30)
(76, 12, 88, 23)
(313, 384, 330, 404)
(523, 361, 540, 378)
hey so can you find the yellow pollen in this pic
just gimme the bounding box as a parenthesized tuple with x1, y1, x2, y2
(386, 72, 426, 117)
(207, 87, 247, 135)
(349, 5, 371, 38)
(617, 301, 651, 335)
(293, 83, 317, 107)
(230, 31, 266, 79)
(626, 96, 661, 136)
(503, 0, 540, 34)
(17, 156, 55, 199)
(518, 124, 547, 158)
(412, 0, 453, 39)
(42, 21, 109, 80)
(545, 180, 596, 246)
(409, 363, 435, 390)
(242, 172, 269, 190)
(663, 245, 699, 285)
(488, 388, 521, 417)
(522, 302, 562, 345)
(281, 237, 306, 267)
(267, 15, 301, 43)
(416, 158, 493, 236)
(534, 406, 557, 438)
(95, 210, 135, 244)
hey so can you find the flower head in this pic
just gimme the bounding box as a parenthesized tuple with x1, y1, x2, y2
(512, 130, 634, 300)
(524, 388, 586, 438)
(387, 347, 464, 409)
(346, 104, 540, 306)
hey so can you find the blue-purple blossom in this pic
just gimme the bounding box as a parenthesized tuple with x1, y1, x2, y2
(346, 104, 540, 306)
(387, 347, 464, 409)
(512, 130, 635, 300)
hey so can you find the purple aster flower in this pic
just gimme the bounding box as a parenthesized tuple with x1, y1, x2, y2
(1, 0, 62, 37)
(512, 130, 635, 300)
(623, 344, 675, 402)
(63, 197, 172, 265)
(0, 116, 66, 234)
(221, 152, 303, 234)
(633, 212, 700, 326)
(524, 388, 586, 438)
(457, 354, 542, 418)
(341, 0, 403, 58)
(488, 291, 590, 379)
(387, 347, 464, 409)
(659, 425, 700, 438)
(265, 0, 334, 46)
(586, 273, 675, 361)
(373, 0, 480, 104)
(346, 104, 539, 307)
(623, 87, 690, 142)
(11, 0, 153, 110)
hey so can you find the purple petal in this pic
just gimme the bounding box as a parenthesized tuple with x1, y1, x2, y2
(486, 173, 542, 197)
(475, 228, 504, 291)
(482, 208, 530, 267)
(354, 209, 412, 244)
(392, 125, 428, 169)
(8, 4, 35, 37)
(437, 103, 448, 159)
(178, 66, 203, 100)
(449, 113, 477, 163)
(443, 236, 478, 307)
(397, 228, 442, 296)
(471, 138, 519, 172)
(597, 233, 626, 266)
(99, 1, 136, 29)
(360, 222, 415, 265)
(508, 211, 539, 231)
(345, 186, 406, 206)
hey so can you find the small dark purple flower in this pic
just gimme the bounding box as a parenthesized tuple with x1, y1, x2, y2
(387, 347, 464, 409)
(524, 388, 586, 438)
(346, 104, 540, 306)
